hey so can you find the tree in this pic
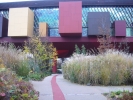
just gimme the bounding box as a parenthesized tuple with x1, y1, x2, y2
(97, 18, 114, 53)
(75, 44, 81, 54)
(81, 45, 86, 54)
(97, 18, 130, 54)
(24, 34, 57, 72)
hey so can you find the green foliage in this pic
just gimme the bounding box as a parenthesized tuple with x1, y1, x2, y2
(24, 35, 57, 72)
(0, 68, 39, 100)
(110, 92, 116, 98)
(115, 90, 122, 95)
(0, 42, 31, 79)
(62, 49, 133, 85)
(62, 53, 90, 84)
(75, 44, 81, 54)
(74, 44, 87, 54)
(81, 45, 86, 54)
(0, 42, 23, 71)
(105, 90, 133, 100)
(0, 41, 50, 81)
(16, 60, 30, 78)
(28, 73, 42, 81)
(28, 72, 50, 81)
(27, 58, 40, 73)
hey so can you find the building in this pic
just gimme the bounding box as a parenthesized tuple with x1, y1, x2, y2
(0, 0, 133, 58)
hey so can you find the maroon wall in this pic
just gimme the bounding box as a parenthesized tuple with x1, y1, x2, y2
(114, 21, 126, 37)
(59, 1, 82, 37)
(0, 37, 133, 57)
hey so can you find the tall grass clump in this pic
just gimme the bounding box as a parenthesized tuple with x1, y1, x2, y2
(62, 53, 95, 84)
(0, 43, 24, 70)
(0, 43, 31, 79)
(62, 49, 133, 85)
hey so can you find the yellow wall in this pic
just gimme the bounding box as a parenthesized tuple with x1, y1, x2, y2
(39, 22, 48, 37)
(8, 7, 34, 37)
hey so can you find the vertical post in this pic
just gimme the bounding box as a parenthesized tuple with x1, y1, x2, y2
(52, 59, 57, 73)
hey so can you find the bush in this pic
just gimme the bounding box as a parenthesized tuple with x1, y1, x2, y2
(0, 68, 39, 100)
(0, 42, 50, 81)
(28, 72, 50, 81)
(74, 44, 87, 54)
(0, 43, 23, 71)
(28, 73, 42, 81)
(16, 60, 30, 79)
(62, 49, 133, 85)
(62, 53, 91, 84)
(0, 43, 33, 79)
(24, 34, 57, 72)
(105, 90, 133, 100)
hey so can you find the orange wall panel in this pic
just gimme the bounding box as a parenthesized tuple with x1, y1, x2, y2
(8, 7, 34, 37)
(39, 22, 48, 37)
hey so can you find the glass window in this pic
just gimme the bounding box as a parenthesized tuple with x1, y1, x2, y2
(126, 28, 133, 37)
(0, 7, 133, 37)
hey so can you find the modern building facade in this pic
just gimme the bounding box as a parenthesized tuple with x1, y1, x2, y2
(0, 0, 133, 57)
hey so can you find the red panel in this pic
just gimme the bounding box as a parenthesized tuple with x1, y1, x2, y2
(52, 60, 57, 73)
(59, 1, 82, 37)
(115, 21, 126, 37)
(57, 50, 69, 57)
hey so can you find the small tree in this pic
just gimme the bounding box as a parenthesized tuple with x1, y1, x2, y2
(97, 18, 130, 54)
(81, 45, 86, 54)
(97, 33, 114, 53)
(74, 44, 88, 54)
(97, 18, 114, 53)
(75, 44, 81, 54)
(24, 34, 57, 72)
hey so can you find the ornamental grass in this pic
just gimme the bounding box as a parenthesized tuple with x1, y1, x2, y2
(62, 49, 133, 85)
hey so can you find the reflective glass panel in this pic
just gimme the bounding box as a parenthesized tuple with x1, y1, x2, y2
(0, 6, 133, 37)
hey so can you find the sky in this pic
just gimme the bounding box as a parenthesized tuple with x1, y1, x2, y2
(0, 0, 37, 3)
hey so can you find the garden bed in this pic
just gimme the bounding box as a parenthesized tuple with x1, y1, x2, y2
(104, 90, 133, 100)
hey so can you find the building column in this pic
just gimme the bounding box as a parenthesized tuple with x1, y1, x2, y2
(52, 60, 57, 73)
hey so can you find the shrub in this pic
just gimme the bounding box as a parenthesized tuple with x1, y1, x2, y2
(62, 53, 91, 84)
(16, 60, 30, 79)
(105, 90, 133, 100)
(62, 49, 133, 85)
(97, 50, 132, 85)
(0, 44, 18, 70)
(24, 35, 57, 72)
(28, 72, 50, 81)
(28, 73, 42, 81)
(74, 44, 87, 54)
(0, 59, 5, 68)
(0, 43, 32, 79)
(0, 42, 48, 81)
(74, 44, 81, 54)
(0, 68, 39, 100)
(0, 43, 26, 70)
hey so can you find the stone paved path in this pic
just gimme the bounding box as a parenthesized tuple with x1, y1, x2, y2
(31, 74, 133, 100)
